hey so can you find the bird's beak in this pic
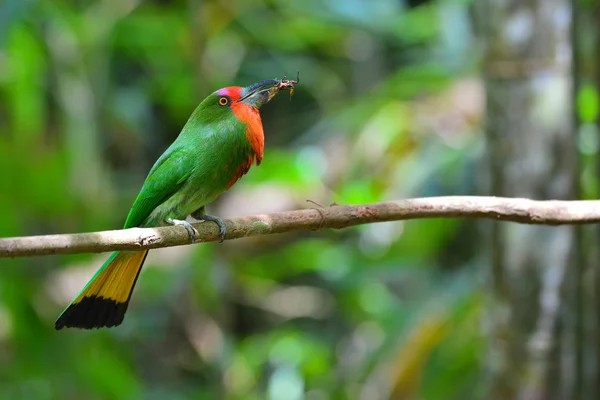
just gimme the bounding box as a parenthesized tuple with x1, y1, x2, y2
(239, 79, 281, 109)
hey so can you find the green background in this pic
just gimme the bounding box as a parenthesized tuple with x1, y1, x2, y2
(2, 0, 586, 399)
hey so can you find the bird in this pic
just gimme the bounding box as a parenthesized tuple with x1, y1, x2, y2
(55, 76, 298, 329)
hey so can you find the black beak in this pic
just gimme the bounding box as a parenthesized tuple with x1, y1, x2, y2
(239, 79, 281, 108)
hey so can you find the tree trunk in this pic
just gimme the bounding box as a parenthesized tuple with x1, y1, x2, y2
(475, 1, 578, 399)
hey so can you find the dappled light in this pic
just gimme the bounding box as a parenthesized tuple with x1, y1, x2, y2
(1, 0, 596, 399)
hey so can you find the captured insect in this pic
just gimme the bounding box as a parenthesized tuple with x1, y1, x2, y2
(276, 71, 300, 98)
(263, 71, 300, 102)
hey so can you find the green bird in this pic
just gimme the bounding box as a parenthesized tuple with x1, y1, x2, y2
(55, 77, 297, 330)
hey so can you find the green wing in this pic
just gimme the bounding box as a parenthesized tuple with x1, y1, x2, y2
(123, 144, 192, 229)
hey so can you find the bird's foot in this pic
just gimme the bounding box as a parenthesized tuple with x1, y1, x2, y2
(191, 210, 226, 242)
(166, 218, 197, 242)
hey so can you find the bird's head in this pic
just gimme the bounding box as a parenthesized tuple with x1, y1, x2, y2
(189, 77, 298, 165)
(198, 79, 280, 115)
(192, 79, 287, 128)
(189, 79, 286, 164)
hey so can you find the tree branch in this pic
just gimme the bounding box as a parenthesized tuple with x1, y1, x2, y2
(2, 196, 600, 258)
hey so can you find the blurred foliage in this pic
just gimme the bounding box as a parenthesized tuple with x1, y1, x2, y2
(0, 0, 488, 399)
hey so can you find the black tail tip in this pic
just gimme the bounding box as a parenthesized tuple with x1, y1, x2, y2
(55, 296, 129, 330)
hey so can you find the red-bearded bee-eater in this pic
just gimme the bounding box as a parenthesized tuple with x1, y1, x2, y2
(55, 76, 298, 330)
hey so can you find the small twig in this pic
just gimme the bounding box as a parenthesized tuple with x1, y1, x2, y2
(306, 199, 327, 230)
(306, 199, 325, 208)
(1, 196, 599, 258)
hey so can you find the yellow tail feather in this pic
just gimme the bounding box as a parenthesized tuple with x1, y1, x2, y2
(75, 250, 147, 303)
(55, 250, 148, 330)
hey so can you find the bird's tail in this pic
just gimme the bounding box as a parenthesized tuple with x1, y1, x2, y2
(54, 250, 148, 330)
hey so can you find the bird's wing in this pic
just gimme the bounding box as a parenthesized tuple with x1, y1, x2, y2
(123, 145, 192, 229)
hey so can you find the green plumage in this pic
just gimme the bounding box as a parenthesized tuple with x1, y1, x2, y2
(125, 93, 252, 229)
(55, 79, 284, 329)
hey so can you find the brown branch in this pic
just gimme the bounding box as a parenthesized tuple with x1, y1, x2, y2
(2, 196, 600, 258)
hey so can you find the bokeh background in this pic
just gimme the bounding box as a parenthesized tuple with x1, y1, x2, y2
(2, 0, 600, 399)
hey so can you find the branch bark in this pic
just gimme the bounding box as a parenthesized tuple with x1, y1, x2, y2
(2, 196, 600, 258)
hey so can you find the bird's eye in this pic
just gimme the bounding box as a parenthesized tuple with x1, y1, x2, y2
(218, 97, 229, 106)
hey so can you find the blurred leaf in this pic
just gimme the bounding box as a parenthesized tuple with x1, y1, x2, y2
(0, 0, 483, 398)
(577, 84, 599, 123)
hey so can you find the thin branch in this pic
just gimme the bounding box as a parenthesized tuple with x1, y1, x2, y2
(2, 196, 600, 258)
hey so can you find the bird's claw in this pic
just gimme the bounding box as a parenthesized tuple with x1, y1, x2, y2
(192, 213, 227, 243)
(216, 223, 227, 243)
(205, 216, 226, 243)
(167, 218, 197, 242)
